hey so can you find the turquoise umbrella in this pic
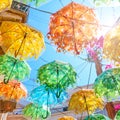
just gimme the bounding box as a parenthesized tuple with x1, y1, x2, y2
(94, 68, 120, 101)
(0, 55, 31, 83)
(28, 85, 68, 107)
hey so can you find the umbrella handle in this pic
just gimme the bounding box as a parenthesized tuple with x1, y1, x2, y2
(3, 79, 9, 84)
(41, 111, 49, 119)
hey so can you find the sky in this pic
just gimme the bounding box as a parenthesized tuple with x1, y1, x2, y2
(19, 0, 120, 93)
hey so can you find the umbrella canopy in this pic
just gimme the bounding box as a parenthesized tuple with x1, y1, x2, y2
(47, 2, 99, 55)
(37, 60, 76, 91)
(23, 103, 51, 120)
(91, 0, 120, 7)
(0, 55, 31, 83)
(84, 114, 110, 120)
(0, 80, 27, 100)
(28, 85, 68, 107)
(94, 68, 120, 101)
(103, 18, 120, 63)
(68, 89, 104, 114)
(0, 21, 45, 60)
(58, 116, 76, 120)
(115, 110, 120, 120)
(0, 0, 12, 12)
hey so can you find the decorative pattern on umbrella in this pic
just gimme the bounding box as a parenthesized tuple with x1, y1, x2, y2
(0, 21, 45, 60)
(37, 60, 76, 91)
(84, 114, 110, 120)
(103, 18, 120, 63)
(0, 55, 31, 83)
(115, 110, 120, 120)
(0, 80, 27, 100)
(94, 68, 120, 100)
(91, 0, 120, 7)
(58, 116, 76, 120)
(47, 2, 99, 54)
(23, 103, 51, 120)
(68, 89, 104, 114)
(0, 0, 12, 12)
(28, 85, 68, 107)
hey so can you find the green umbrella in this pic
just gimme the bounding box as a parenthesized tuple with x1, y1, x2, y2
(0, 55, 31, 83)
(84, 114, 110, 120)
(37, 60, 76, 91)
(115, 110, 120, 120)
(23, 103, 51, 120)
(94, 68, 120, 101)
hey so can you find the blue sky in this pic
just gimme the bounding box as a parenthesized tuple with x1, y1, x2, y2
(21, 0, 120, 92)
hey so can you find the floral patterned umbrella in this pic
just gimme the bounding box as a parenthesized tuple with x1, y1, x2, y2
(68, 89, 104, 114)
(0, 21, 45, 60)
(58, 116, 76, 120)
(23, 103, 51, 120)
(103, 18, 120, 63)
(37, 60, 76, 93)
(0, 0, 12, 12)
(28, 85, 68, 107)
(0, 55, 31, 83)
(0, 80, 27, 100)
(94, 68, 120, 101)
(47, 2, 99, 55)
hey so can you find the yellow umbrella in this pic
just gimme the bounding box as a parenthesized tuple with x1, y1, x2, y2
(68, 89, 104, 114)
(103, 18, 120, 63)
(0, 21, 45, 60)
(58, 116, 76, 120)
(0, 0, 12, 12)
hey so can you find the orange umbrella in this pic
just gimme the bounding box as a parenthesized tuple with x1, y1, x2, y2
(58, 116, 76, 120)
(48, 2, 99, 55)
(0, 80, 27, 100)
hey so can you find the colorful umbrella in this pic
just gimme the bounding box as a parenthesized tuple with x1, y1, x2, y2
(0, 0, 12, 12)
(28, 85, 68, 107)
(94, 68, 120, 100)
(23, 103, 51, 120)
(68, 89, 104, 114)
(47, 2, 99, 55)
(91, 0, 120, 7)
(103, 18, 120, 63)
(37, 60, 76, 92)
(0, 55, 31, 83)
(84, 114, 110, 120)
(0, 21, 45, 60)
(0, 80, 27, 100)
(58, 116, 76, 120)
(115, 110, 120, 120)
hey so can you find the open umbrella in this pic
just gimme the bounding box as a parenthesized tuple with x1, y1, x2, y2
(58, 116, 76, 120)
(0, 0, 12, 12)
(103, 17, 120, 63)
(84, 114, 110, 120)
(37, 60, 76, 93)
(0, 80, 27, 100)
(47, 2, 99, 55)
(68, 89, 104, 114)
(0, 21, 45, 60)
(23, 103, 51, 120)
(0, 55, 31, 83)
(94, 68, 120, 101)
(28, 85, 68, 107)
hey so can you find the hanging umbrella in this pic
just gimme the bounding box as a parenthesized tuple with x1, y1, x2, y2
(37, 60, 76, 92)
(47, 2, 99, 55)
(23, 103, 51, 120)
(84, 114, 110, 120)
(68, 89, 104, 114)
(94, 68, 120, 101)
(91, 0, 120, 7)
(28, 85, 68, 107)
(0, 21, 45, 60)
(103, 18, 120, 63)
(0, 55, 31, 83)
(0, 0, 12, 12)
(58, 116, 76, 120)
(0, 80, 27, 100)
(115, 110, 120, 120)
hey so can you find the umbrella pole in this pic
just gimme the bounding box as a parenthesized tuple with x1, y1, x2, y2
(94, 57, 116, 119)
